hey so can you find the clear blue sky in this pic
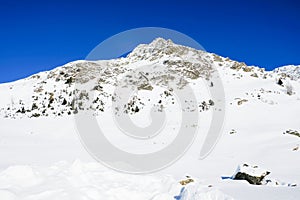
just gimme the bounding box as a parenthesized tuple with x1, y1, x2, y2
(0, 0, 299, 83)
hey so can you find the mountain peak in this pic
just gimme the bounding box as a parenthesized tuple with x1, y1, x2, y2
(129, 38, 176, 56)
(148, 37, 174, 48)
(128, 37, 201, 62)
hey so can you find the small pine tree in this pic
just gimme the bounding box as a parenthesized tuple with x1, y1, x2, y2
(277, 78, 283, 86)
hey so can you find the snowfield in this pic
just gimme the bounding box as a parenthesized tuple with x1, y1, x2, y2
(0, 160, 237, 200)
(0, 38, 299, 199)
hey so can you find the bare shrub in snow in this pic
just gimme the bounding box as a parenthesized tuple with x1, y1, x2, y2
(285, 81, 293, 95)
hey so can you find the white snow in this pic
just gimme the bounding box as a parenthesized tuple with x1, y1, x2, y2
(0, 38, 299, 199)
(0, 160, 233, 200)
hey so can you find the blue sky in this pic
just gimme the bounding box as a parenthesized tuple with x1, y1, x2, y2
(0, 0, 299, 83)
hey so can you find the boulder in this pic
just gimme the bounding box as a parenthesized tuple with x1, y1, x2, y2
(232, 164, 270, 185)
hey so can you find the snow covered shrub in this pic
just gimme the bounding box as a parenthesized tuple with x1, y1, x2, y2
(285, 81, 293, 95)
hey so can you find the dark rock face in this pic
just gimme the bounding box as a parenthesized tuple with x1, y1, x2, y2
(234, 171, 270, 185)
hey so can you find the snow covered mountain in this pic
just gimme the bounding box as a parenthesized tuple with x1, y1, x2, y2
(0, 38, 299, 200)
(0, 38, 298, 119)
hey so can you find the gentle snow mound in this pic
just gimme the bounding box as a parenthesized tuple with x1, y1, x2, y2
(0, 160, 232, 200)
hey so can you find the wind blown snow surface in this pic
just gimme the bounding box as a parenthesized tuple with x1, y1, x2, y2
(0, 39, 299, 199)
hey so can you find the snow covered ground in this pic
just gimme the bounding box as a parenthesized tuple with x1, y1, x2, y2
(0, 39, 299, 199)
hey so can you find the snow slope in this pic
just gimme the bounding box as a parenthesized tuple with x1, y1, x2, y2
(0, 38, 299, 199)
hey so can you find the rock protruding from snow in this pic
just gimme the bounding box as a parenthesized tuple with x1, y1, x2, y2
(273, 65, 300, 81)
(232, 164, 270, 185)
(224, 164, 297, 187)
(283, 129, 300, 138)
